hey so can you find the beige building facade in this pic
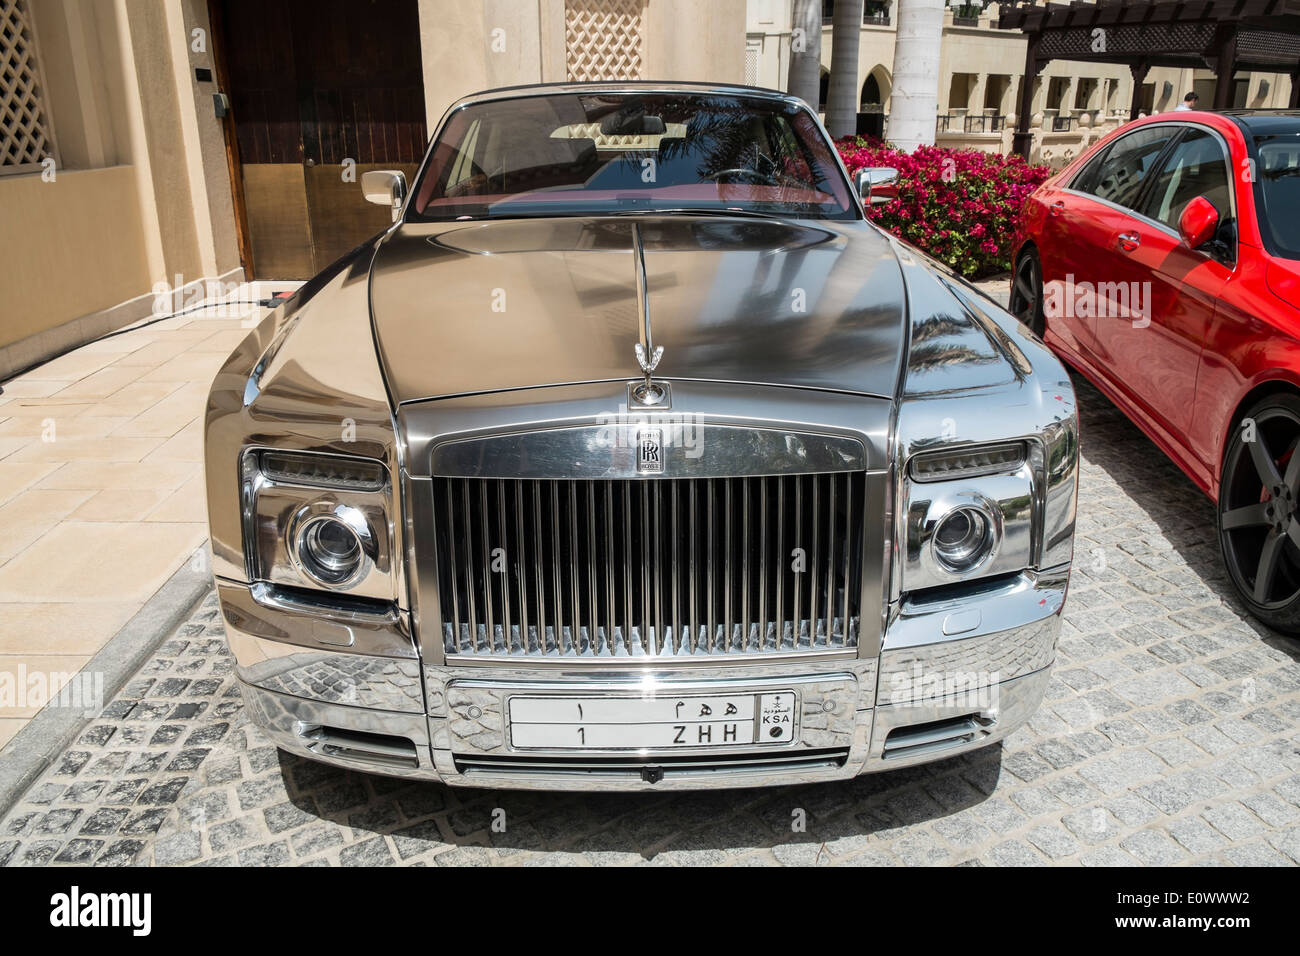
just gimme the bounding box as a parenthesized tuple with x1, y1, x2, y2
(0, 0, 746, 380)
(0, 0, 241, 379)
(746, 1, 1295, 137)
(4, 0, 1292, 380)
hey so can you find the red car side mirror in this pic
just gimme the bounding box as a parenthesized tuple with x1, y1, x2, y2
(1178, 196, 1219, 250)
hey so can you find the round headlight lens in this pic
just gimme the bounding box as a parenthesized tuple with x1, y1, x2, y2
(932, 506, 994, 572)
(294, 514, 364, 586)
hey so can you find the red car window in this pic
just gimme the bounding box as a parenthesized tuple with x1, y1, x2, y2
(1140, 128, 1234, 229)
(1256, 137, 1300, 260)
(1082, 126, 1178, 210)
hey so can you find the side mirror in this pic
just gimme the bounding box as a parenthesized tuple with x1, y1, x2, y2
(362, 169, 407, 223)
(854, 167, 900, 206)
(1178, 195, 1219, 250)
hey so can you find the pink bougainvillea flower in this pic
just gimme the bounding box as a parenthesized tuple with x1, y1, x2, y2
(834, 135, 1049, 278)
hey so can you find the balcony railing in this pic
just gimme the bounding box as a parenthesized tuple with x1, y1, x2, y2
(822, 2, 892, 25)
(936, 113, 1006, 133)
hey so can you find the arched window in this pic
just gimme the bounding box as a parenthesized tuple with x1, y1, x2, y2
(861, 74, 882, 109)
(860, 67, 889, 113)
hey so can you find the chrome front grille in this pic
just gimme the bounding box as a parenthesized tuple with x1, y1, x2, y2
(433, 474, 867, 658)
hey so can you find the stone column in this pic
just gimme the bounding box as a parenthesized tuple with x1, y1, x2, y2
(1059, 76, 1078, 115)
(969, 72, 988, 114)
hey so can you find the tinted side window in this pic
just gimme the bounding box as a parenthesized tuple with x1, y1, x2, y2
(1140, 128, 1233, 228)
(1070, 146, 1111, 194)
(1256, 138, 1300, 260)
(1084, 126, 1178, 210)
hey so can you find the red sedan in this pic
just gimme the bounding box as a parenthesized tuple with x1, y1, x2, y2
(1011, 110, 1300, 631)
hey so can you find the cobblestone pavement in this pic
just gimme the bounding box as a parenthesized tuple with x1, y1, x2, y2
(2, 378, 1299, 867)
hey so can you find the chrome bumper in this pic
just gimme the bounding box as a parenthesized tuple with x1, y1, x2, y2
(219, 567, 1065, 791)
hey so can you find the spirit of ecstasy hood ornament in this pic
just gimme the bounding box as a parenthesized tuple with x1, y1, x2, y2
(634, 342, 663, 375)
(630, 223, 668, 407)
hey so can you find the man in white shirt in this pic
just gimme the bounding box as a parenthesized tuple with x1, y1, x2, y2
(1175, 91, 1200, 111)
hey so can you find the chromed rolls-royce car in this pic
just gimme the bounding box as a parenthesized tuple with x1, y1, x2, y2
(205, 82, 1079, 790)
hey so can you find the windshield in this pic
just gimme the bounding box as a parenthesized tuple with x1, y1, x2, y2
(409, 91, 857, 221)
(1256, 134, 1300, 260)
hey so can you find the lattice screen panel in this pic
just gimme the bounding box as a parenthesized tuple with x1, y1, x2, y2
(0, 0, 57, 174)
(565, 0, 644, 82)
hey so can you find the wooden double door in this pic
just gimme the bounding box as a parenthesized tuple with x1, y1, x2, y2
(214, 0, 426, 279)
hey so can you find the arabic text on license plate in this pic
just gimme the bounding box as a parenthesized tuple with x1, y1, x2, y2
(508, 692, 796, 750)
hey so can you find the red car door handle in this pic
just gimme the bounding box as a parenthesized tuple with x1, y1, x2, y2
(1049, 201, 1065, 217)
(1117, 231, 1141, 252)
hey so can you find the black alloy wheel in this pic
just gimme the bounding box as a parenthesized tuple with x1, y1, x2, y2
(1009, 248, 1046, 338)
(1218, 393, 1300, 634)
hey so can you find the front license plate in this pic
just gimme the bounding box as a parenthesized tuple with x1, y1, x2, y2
(508, 692, 797, 750)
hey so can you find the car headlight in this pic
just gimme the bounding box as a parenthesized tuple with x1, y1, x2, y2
(259, 450, 386, 490)
(288, 504, 375, 588)
(932, 504, 998, 573)
(909, 442, 1026, 482)
(901, 442, 1034, 591)
(241, 448, 394, 599)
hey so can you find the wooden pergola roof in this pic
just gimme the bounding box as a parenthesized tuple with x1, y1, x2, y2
(999, 0, 1300, 70)
(997, 0, 1300, 155)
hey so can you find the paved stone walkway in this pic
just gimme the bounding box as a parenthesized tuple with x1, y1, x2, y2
(2, 378, 1298, 866)
(0, 287, 289, 747)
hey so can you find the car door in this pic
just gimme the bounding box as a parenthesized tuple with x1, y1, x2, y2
(1045, 125, 1181, 361)
(1032, 162, 1108, 358)
(1092, 126, 1233, 443)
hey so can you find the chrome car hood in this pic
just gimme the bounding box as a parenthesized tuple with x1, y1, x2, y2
(367, 216, 909, 403)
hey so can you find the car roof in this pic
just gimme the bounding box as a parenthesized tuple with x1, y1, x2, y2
(444, 81, 805, 113)
(1121, 109, 1300, 139)
(1221, 110, 1300, 136)
(1124, 110, 1238, 133)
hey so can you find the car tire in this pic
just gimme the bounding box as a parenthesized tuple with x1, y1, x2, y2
(1009, 248, 1045, 338)
(1217, 392, 1300, 635)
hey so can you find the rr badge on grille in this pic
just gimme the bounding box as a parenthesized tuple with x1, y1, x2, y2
(636, 427, 664, 474)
